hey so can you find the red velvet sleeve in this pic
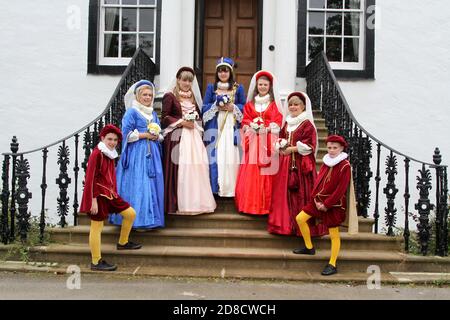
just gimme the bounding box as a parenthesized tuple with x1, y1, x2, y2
(242, 102, 254, 127)
(161, 93, 182, 129)
(323, 162, 351, 209)
(299, 120, 317, 152)
(270, 104, 283, 127)
(80, 148, 101, 212)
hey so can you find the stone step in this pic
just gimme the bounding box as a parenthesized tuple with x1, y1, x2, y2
(12, 243, 450, 275)
(49, 226, 401, 251)
(76, 212, 374, 233)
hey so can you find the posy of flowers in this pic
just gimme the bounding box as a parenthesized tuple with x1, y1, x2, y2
(216, 94, 231, 107)
(250, 117, 265, 131)
(183, 110, 199, 122)
(148, 122, 161, 136)
(275, 138, 288, 150)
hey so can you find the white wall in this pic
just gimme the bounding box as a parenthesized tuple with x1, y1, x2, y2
(0, 1, 120, 224)
(338, 0, 450, 166)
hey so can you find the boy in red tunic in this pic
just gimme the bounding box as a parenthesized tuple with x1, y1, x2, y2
(293, 135, 351, 276)
(80, 124, 142, 271)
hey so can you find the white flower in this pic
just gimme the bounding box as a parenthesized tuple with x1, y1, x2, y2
(183, 111, 199, 122)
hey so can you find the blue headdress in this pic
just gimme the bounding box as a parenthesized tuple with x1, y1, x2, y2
(216, 57, 234, 70)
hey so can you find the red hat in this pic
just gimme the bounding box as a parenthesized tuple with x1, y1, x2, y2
(288, 92, 306, 105)
(255, 70, 273, 82)
(176, 66, 195, 79)
(326, 135, 348, 149)
(100, 124, 122, 142)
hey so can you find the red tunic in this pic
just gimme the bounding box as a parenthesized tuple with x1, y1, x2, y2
(161, 92, 202, 214)
(302, 158, 351, 228)
(79, 147, 130, 221)
(269, 120, 327, 236)
(234, 101, 283, 215)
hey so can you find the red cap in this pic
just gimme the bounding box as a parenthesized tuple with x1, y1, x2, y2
(326, 135, 348, 148)
(176, 66, 195, 79)
(288, 92, 306, 105)
(100, 124, 122, 142)
(255, 70, 273, 82)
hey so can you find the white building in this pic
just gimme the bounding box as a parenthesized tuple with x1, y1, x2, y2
(0, 0, 449, 226)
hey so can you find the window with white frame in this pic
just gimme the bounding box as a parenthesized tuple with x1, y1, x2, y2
(307, 0, 365, 70)
(99, 0, 157, 65)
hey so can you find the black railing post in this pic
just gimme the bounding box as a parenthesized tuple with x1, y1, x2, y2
(73, 135, 80, 226)
(384, 151, 398, 236)
(415, 164, 432, 256)
(56, 141, 71, 228)
(9, 137, 19, 241)
(16, 155, 32, 242)
(404, 158, 411, 252)
(40, 148, 48, 243)
(1, 155, 11, 244)
(433, 148, 449, 257)
(373, 143, 381, 234)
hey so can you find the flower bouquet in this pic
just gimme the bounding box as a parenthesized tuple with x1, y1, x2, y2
(216, 94, 231, 107)
(250, 117, 265, 131)
(275, 138, 288, 151)
(148, 122, 161, 136)
(183, 110, 199, 122)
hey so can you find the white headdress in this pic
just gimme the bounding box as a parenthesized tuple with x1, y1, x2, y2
(165, 67, 203, 107)
(287, 91, 319, 157)
(124, 80, 156, 110)
(247, 70, 285, 123)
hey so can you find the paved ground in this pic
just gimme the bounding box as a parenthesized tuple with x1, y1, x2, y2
(0, 271, 449, 300)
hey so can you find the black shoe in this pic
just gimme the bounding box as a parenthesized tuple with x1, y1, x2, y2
(321, 264, 338, 276)
(90, 259, 117, 271)
(292, 247, 316, 255)
(117, 241, 142, 250)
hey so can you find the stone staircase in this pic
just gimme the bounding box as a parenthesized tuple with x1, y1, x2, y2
(2, 110, 449, 280)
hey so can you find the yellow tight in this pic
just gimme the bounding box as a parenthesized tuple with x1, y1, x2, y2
(89, 207, 136, 265)
(295, 211, 341, 267)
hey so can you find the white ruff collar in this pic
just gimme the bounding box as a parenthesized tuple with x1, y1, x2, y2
(286, 112, 308, 133)
(323, 152, 348, 168)
(254, 94, 271, 112)
(217, 82, 230, 90)
(132, 100, 154, 122)
(98, 142, 118, 160)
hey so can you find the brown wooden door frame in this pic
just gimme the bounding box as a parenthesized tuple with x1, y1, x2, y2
(194, 0, 263, 92)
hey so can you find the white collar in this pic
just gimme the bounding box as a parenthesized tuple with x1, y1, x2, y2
(132, 101, 154, 122)
(98, 142, 118, 160)
(254, 94, 271, 112)
(286, 112, 309, 132)
(323, 152, 348, 168)
(217, 82, 231, 90)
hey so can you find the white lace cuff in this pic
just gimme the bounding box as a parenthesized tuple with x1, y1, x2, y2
(128, 129, 140, 143)
(297, 141, 313, 155)
(162, 119, 183, 137)
(202, 103, 219, 124)
(269, 123, 281, 134)
(233, 105, 243, 123)
(158, 134, 164, 142)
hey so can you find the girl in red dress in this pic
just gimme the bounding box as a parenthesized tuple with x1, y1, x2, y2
(269, 92, 326, 237)
(235, 71, 283, 215)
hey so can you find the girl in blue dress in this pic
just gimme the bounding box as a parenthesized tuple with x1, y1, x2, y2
(109, 80, 165, 230)
(202, 57, 246, 197)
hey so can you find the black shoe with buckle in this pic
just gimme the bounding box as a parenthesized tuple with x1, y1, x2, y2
(90, 259, 117, 271)
(321, 264, 338, 276)
(292, 247, 316, 255)
(117, 241, 142, 250)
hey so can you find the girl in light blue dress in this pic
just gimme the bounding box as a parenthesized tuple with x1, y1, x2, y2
(109, 80, 164, 229)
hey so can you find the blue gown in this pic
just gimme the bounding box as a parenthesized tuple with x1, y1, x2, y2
(202, 83, 246, 195)
(109, 107, 165, 229)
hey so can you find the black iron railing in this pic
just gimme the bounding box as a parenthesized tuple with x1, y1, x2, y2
(306, 52, 449, 256)
(1, 48, 156, 244)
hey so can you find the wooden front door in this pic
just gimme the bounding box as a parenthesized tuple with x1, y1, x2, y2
(202, 0, 259, 92)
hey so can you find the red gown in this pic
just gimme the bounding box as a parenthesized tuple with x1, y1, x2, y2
(235, 101, 283, 215)
(302, 157, 351, 228)
(268, 120, 327, 236)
